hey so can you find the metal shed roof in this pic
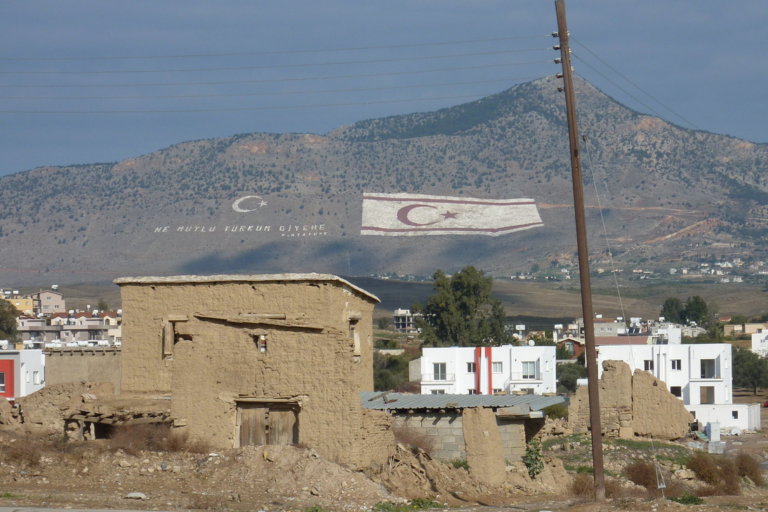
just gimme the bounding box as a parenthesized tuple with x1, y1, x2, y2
(361, 391, 565, 411)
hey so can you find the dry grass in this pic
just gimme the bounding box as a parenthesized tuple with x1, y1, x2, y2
(1, 440, 43, 468)
(735, 450, 764, 486)
(391, 423, 437, 456)
(569, 474, 638, 499)
(624, 461, 657, 491)
(687, 452, 741, 496)
(108, 424, 210, 456)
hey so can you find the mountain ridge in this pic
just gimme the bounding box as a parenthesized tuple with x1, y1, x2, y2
(1, 76, 767, 286)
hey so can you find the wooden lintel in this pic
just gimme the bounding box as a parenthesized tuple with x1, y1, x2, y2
(246, 329, 269, 336)
(194, 313, 324, 331)
(167, 315, 189, 322)
(235, 397, 298, 404)
(239, 313, 286, 320)
(70, 414, 87, 421)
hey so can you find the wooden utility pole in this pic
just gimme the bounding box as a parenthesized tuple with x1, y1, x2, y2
(554, 0, 605, 500)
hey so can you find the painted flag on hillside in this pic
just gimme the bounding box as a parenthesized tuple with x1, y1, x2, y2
(361, 192, 543, 237)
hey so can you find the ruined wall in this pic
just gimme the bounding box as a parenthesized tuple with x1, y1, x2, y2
(16, 381, 114, 432)
(119, 279, 374, 393)
(570, 360, 633, 438)
(632, 369, 694, 440)
(568, 360, 693, 440)
(462, 408, 506, 486)
(44, 349, 122, 393)
(351, 409, 398, 469)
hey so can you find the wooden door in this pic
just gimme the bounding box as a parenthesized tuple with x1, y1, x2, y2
(239, 406, 268, 447)
(269, 408, 298, 445)
(238, 403, 298, 447)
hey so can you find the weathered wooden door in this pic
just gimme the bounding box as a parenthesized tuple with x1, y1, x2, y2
(269, 407, 298, 445)
(238, 403, 297, 447)
(239, 406, 268, 447)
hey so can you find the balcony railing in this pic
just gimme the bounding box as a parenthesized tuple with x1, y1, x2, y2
(508, 372, 541, 382)
(421, 373, 456, 383)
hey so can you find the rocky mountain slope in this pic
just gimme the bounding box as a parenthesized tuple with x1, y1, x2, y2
(1, 76, 766, 285)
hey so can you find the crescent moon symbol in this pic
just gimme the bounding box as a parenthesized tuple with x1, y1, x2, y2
(397, 204, 439, 226)
(232, 195, 263, 213)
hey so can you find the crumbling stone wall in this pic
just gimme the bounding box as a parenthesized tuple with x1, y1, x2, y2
(116, 275, 377, 467)
(568, 360, 693, 440)
(352, 409, 397, 469)
(632, 368, 693, 439)
(462, 407, 506, 485)
(16, 381, 114, 432)
(570, 360, 633, 438)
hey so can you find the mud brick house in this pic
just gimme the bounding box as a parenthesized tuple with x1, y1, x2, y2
(115, 274, 387, 467)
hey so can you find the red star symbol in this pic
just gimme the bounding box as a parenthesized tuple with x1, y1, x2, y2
(441, 211, 458, 219)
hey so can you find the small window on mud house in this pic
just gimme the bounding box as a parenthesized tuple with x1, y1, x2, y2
(349, 319, 360, 356)
(671, 386, 682, 397)
(259, 335, 267, 352)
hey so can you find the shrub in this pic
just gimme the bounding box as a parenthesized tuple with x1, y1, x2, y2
(523, 439, 544, 479)
(543, 403, 568, 420)
(391, 423, 437, 456)
(735, 450, 764, 486)
(624, 460, 657, 492)
(668, 494, 704, 505)
(687, 452, 741, 496)
(451, 458, 468, 470)
(0, 441, 42, 468)
(108, 423, 210, 455)
(569, 474, 629, 499)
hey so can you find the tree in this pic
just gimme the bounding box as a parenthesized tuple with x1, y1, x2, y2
(733, 347, 768, 395)
(557, 363, 588, 393)
(530, 263, 540, 273)
(660, 297, 685, 323)
(97, 298, 110, 311)
(0, 299, 20, 343)
(413, 266, 511, 347)
(683, 296, 709, 325)
(377, 317, 391, 330)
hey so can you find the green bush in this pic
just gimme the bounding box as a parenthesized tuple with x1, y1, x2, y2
(543, 403, 568, 419)
(450, 458, 468, 470)
(668, 495, 704, 505)
(523, 439, 544, 479)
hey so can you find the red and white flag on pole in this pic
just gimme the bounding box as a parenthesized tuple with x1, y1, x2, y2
(361, 192, 543, 236)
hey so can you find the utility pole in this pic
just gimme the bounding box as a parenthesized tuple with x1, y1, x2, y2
(554, 0, 605, 501)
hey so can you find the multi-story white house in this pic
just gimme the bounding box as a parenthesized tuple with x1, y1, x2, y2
(420, 345, 556, 395)
(0, 349, 45, 401)
(595, 344, 760, 431)
(752, 329, 768, 356)
(392, 309, 421, 333)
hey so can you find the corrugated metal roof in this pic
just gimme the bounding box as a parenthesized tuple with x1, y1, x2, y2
(360, 392, 565, 411)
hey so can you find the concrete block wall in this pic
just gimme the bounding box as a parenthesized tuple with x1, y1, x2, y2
(392, 411, 529, 462)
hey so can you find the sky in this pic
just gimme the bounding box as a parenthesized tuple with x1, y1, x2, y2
(1, 0, 765, 177)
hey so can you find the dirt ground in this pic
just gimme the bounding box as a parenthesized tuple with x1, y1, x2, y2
(2, 391, 768, 512)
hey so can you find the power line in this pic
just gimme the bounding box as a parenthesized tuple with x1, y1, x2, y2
(0, 35, 553, 62)
(0, 60, 554, 88)
(571, 38, 700, 130)
(0, 48, 553, 75)
(571, 55, 667, 120)
(0, 76, 551, 100)
(0, 91, 513, 114)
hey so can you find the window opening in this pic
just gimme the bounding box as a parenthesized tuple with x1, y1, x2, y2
(0, 372, 5, 393)
(433, 363, 446, 381)
(644, 360, 654, 372)
(522, 361, 535, 379)
(492, 362, 503, 373)
(732, 410, 739, 419)
(671, 359, 681, 370)
(431, 389, 445, 395)
(671, 386, 682, 397)
(467, 362, 476, 373)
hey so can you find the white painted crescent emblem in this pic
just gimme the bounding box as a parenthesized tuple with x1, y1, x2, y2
(232, 196, 266, 213)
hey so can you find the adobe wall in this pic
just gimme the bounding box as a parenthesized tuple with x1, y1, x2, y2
(44, 348, 122, 393)
(351, 409, 398, 469)
(170, 318, 369, 465)
(391, 410, 529, 462)
(119, 280, 375, 394)
(16, 381, 115, 432)
(568, 360, 693, 440)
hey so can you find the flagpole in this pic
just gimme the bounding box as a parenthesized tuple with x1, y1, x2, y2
(554, 0, 606, 500)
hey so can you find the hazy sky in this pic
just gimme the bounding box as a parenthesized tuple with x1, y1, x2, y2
(1, 0, 765, 177)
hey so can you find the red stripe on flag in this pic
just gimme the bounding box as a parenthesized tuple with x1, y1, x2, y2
(360, 221, 544, 233)
(363, 196, 536, 207)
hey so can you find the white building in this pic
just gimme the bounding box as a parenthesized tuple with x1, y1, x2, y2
(0, 349, 46, 401)
(420, 345, 556, 395)
(596, 344, 759, 431)
(752, 329, 768, 356)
